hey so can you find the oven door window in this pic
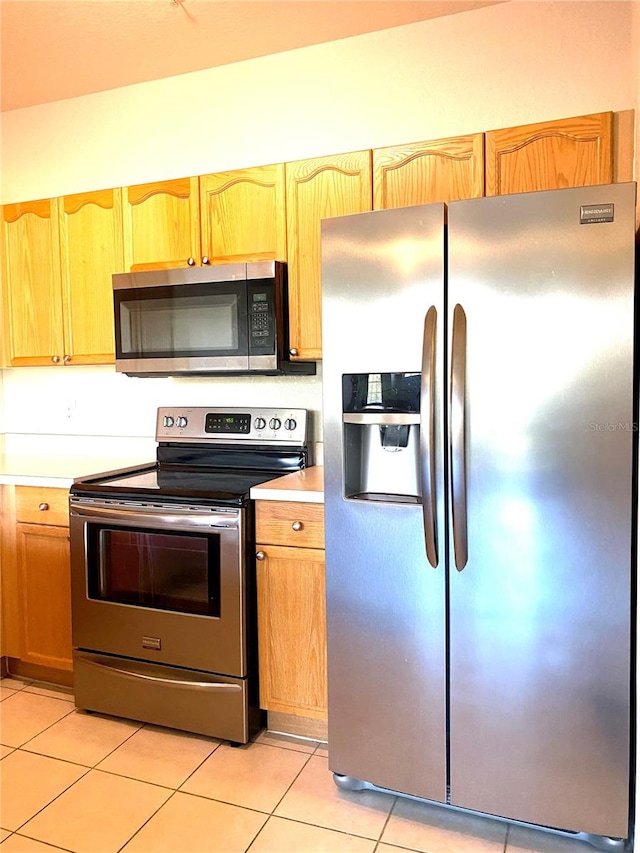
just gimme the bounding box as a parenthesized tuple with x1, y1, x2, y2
(87, 525, 221, 617)
(114, 282, 248, 359)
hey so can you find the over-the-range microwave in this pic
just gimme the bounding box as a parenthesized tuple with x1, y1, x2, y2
(112, 261, 315, 377)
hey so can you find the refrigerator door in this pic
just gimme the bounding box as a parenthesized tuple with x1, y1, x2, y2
(321, 204, 447, 801)
(447, 183, 635, 836)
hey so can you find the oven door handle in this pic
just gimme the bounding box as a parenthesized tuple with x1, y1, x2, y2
(70, 502, 239, 529)
(79, 654, 242, 692)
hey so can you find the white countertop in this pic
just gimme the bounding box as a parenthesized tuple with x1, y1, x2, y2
(0, 434, 324, 500)
(0, 434, 155, 488)
(0, 453, 153, 488)
(250, 466, 324, 503)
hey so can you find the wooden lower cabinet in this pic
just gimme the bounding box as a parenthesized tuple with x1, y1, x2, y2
(17, 523, 72, 671)
(256, 544, 327, 719)
(13, 486, 73, 672)
(255, 500, 327, 723)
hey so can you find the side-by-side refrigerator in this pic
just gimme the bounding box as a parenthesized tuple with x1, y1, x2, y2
(321, 183, 636, 847)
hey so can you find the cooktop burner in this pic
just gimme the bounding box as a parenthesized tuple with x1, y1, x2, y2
(70, 406, 310, 506)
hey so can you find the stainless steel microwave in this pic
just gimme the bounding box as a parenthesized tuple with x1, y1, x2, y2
(112, 261, 315, 377)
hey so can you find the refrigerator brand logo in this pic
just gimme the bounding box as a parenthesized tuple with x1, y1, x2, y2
(589, 421, 637, 432)
(580, 203, 614, 224)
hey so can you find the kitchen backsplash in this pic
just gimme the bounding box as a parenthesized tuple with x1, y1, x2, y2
(0, 364, 324, 447)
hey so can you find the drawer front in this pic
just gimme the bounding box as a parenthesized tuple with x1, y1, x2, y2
(256, 501, 325, 549)
(15, 486, 69, 527)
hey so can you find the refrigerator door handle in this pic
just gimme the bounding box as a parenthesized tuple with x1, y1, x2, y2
(420, 305, 438, 568)
(450, 303, 468, 571)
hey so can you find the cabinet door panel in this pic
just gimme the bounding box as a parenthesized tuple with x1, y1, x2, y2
(286, 151, 372, 360)
(17, 523, 72, 671)
(485, 112, 613, 196)
(59, 189, 124, 363)
(256, 544, 327, 718)
(374, 134, 484, 209)
(2, 199, 63, 366)
(123, 177, 201, 270)
(200, 165, 286, 263)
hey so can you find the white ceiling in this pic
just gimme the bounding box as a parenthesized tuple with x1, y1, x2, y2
(1, 0, 506, 112)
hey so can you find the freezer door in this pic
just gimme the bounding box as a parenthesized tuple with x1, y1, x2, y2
(447, 183, 635, 837)
(321, 204, 448, 801)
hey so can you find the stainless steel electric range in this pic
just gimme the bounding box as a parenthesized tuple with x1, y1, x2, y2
(69, 406, 309, 744)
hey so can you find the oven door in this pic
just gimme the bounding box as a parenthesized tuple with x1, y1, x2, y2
(69, 499, 246, 677)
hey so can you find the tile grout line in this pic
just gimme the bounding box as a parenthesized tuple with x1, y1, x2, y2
(9, 757, 92, 839)
(243, 744, 318, 852)
(373, 794, 401, 851)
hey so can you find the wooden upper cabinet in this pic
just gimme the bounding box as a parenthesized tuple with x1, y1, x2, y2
(485, 112, 613, 196)
(199, 164, 286, 263)
(286, 151, 372, 361)
(58, 189, 124, 364)
(373, 133, 485, 209)
(2, 198, 64, 366)
(123, 177, 201, 271)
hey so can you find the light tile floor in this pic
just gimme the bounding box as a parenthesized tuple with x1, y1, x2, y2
(0, 676, 614, 853)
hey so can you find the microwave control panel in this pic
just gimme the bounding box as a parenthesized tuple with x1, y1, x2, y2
(248, 284, 276, 354)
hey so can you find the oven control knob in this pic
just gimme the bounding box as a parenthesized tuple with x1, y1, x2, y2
(176, 416, 188, 428)
(269, 417, 281, 430)
(254, 417, 266, 430)
(163, 416, 174, 428)
(284, 418, 297, 431)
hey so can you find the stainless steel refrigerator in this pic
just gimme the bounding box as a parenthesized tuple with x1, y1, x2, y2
(321, 183, 636, 847)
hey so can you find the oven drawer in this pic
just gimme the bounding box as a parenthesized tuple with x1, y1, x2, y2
(255, 501, 325, 548)
(16, 486, 69, 527)
(74, 650, 258, 743)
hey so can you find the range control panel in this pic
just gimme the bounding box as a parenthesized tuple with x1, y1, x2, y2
(155, 407, 308, 445)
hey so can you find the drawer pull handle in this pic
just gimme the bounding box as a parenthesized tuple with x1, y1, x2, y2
(256, 551, 266, 561)
(38, 502, 49, 511)
(292, 521, 303, 531)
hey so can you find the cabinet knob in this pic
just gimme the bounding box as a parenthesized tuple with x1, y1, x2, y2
(38, 502, 49, 511)
(202, 256, 210, 265)
(63, 355, 71, 364)
(292, 521, 303, 531)
(187, 257, 196, 266)
(256, 551, 266, 561)
(289, 348, 298, 357)
(51, 355, 60, 364)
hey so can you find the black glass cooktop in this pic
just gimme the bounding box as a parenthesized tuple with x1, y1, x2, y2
(71, 464, 283, 507)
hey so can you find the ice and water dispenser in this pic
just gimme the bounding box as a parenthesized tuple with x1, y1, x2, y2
(342, 372, 422, 503)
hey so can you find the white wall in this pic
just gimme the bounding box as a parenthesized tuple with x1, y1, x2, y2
(0, 0, 637, 446)
(1, 0, 636, 202)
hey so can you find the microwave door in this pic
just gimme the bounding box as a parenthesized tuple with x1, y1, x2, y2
(114, 281, 250, 375)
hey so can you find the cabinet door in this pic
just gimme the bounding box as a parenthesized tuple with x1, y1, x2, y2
(58, 189, 124, 364)
(2, 199, 64, 366)
(373, 134, 484, 209)
(485, 112, 613, 196)
(286, 151, 372, 360)
(123, 177, 201, 271)
(17, 522, 72, 671)
(199, 164, 286, 263)
(256, 544, 327, 719)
